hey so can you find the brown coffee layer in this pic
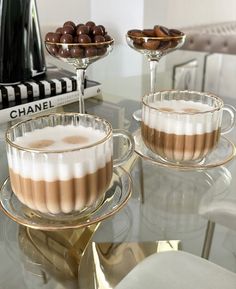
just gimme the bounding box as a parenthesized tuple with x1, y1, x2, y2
(9, 160, 112, 214)
(141, 123, 220, 162)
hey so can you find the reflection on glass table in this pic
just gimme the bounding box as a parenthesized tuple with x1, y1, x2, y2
(1, 71, 236, 288)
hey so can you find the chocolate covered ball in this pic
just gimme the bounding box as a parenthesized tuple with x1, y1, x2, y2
(97, 25, 106, 35)
(56, 27, 63, 34)
(97, 47, 107, 56)
(78, 34, 91, 43)
(60, 34, 73, 43)
(85, 21, 96, 33)
(46, 20, 113, 59)
(104, 34, 112, 41)
(94, 35, 105, 43)
(70, 46, 84, 58)
(59, 48, 71, 58)
(45, 32, 54, 42)
(76, 23, 84, 30)
(62, 25, 75, 35)
(48, 44, 59, 56)
(85, 21, 96, 28)
(63, 21, 76, 29)
(45, 32, 61, 43)
(92, 26, 104, 36)
(76, 25, 89, 35)
(85, 47, 97, 57)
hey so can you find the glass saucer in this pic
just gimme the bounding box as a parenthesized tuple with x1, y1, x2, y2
(0, 167, 132, 231)
(133, 129, 236, 170)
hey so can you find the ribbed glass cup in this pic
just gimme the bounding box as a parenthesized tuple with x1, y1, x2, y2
(5, 113, 114, 216)
(141, 90, 235, 163)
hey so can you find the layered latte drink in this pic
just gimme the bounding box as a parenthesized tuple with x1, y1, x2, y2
(141, 91, 230, 163)
(6, 114, 114, 215)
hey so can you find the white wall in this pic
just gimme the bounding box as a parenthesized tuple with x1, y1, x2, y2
(37, 0, 236, 37)
(143, 0, 236, 28)
(36, 0, 236, 95)
(89, 0, 145, 96)
(36, 0, 90, 27)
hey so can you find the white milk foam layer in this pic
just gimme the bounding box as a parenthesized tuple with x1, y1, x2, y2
(14, 125, 106, 150)
(8, 125, 112, 181)
(143, 100, 222, 135)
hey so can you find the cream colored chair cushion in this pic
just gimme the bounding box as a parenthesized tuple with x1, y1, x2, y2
(115, 251, 236, 289)
(181, 21, 236, 54)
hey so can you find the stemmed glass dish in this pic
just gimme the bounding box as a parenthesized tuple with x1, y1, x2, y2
(126, 25, 186, 120)
(45, 39, 114, 113)
(45, 21, 114, 114)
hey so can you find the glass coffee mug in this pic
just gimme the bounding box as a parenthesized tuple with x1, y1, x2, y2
(5, 113, 134, 216)
(141, 90, 236, 163)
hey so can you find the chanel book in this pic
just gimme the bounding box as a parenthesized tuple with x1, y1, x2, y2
(0, 68, 102, 124)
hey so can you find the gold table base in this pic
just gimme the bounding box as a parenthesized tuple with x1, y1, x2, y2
(78, 240, 181, 289)
(18, 224, 180, 289)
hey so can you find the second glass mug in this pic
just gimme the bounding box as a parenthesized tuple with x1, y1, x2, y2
(141, 90, 236, 164)
(5, 113, 134, 216)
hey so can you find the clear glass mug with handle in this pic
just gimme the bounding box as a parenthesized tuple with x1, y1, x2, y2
(5, 113, 134, 216)
(141, 90, 236, 164)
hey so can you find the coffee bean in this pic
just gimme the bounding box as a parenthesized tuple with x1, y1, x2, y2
(142, 40, 160, 50)
(143, 29, 156, 37)
(169, 29, 183, 36)
(159, 40, 171, 50)
(154, 25, 170, 37)
(127, 25, 184, 52)
(128, 29, 144, 37)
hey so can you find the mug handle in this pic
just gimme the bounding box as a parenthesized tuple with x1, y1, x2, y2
(221, 104, 236, 135)
(113, 129, 135, 167)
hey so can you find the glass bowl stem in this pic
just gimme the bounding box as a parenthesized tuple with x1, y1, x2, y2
(76, 68, 86, 114)
(149, 60, 159, 93)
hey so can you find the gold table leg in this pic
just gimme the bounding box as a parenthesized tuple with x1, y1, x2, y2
(18, 223, 100, 288)
(201, 220, 215, 259)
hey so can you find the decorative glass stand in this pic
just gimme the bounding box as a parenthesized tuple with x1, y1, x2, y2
(126, 29, 185, 120)
(45, 39, 114, 113)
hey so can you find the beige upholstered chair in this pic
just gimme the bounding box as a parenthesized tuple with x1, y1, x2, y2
(181, 21, 236, 55)
(115, 251, 236, 289)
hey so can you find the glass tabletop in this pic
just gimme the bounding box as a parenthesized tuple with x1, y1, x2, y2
(1, 48, 236, 289)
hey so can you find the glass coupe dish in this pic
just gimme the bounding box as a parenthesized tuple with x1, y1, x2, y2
(126, 26, 186, 120)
